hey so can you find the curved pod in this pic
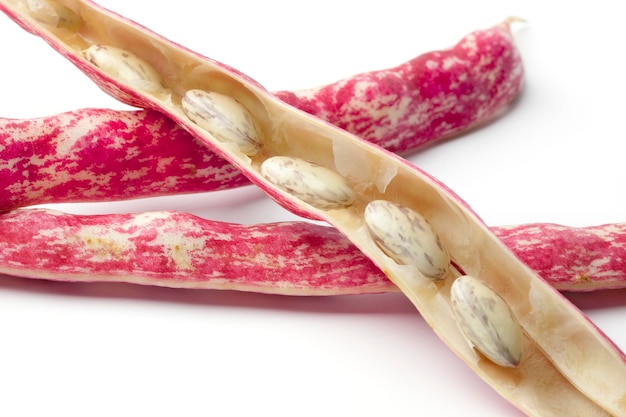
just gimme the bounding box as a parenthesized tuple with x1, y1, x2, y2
(1, 1, 625, 415)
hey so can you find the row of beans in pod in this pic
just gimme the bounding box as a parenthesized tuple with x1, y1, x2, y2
(83, 33, 524, 369)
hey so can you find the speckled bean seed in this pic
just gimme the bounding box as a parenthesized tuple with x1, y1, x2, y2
(364, 200, 450, 279)
(182, 89, 263, 156)
(260, 156, 356, 210)
(450, 275, 524, 368)
(22, 0, 81, 30)
(83, 44, 165, 93)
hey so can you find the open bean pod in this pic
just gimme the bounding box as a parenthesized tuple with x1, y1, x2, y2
(1, 1, 625, 415)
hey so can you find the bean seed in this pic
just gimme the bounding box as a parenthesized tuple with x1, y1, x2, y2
(450, 275, 524, 368)
(260, 156, 356, 210)
(364, 200, 449, 279)
(83, 45, 165, 93)
(182, 89, 262, 156)
(23, 0, 81, 30)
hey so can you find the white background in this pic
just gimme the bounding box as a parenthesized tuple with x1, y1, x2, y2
(1, 1, 625, 416)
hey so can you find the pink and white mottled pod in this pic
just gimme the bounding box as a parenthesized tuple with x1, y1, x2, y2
(0, 109, 251, 210)
(0, 208, 388, 294)
(274, 18, 524, 155)
(1, 0, 625, 415)
(1, 208, 625, 294)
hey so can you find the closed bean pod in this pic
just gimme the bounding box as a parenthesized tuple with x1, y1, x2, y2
(1, 1, 625, 416)
(0, 208, 625, 295)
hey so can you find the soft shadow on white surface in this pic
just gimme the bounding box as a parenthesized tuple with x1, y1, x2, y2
(1, 274, 619, 417)
(0, 273, 414, 315)
(0, 274, 526, 417)
(565, 288, 626, 311)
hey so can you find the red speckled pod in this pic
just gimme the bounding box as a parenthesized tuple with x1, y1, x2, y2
(0, 109, 247, 209)
(495, 222, 626, 291)
(1, 208, 625, 294)
(274, 18, 523, 155)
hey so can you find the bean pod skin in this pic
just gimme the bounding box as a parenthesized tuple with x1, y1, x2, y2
(2, 208, 625, 295)
(274, 18, 523, 155)
(1, 1, 625, 415)
(0, 208, 382, 294)
(496, 223, 626, 291)
(0, 109, 249, 209)
(0, 19, 523, 210)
